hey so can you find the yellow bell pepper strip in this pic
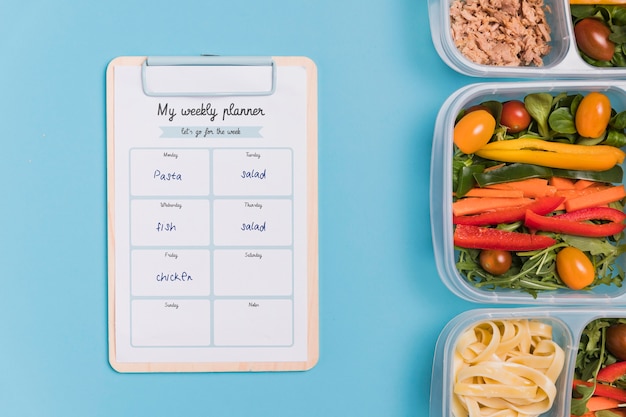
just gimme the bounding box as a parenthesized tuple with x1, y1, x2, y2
(524, 207, 626, 237)
(453, 224, 557, 250)
(475, 138, 626, 171)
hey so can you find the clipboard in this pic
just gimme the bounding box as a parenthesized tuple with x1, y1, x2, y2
(106, 56, 318, 372)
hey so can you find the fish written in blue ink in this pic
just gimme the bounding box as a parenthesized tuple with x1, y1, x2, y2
(241, 168, 266, 180)
(156, 222, 176, 232)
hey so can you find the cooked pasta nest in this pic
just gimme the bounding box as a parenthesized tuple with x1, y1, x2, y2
(452, 319, 565, 417)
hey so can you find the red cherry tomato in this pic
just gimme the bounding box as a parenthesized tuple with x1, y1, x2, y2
(500, 100, 531, 133)
(574, 18, 615, 62)
(606, 324, 626, 361)
(556, 247, 594, 290)
(575, 92, 612, 138)
(479, 250, 512, 275)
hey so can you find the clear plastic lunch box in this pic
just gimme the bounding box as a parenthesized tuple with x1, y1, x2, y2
(430, 79, 626, 304)
(429, 307, 626, 417)
(428, 0, 626, 78)
(428, 2, 626, 417)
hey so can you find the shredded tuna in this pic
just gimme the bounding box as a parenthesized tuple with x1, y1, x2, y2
(450, 0, 552, 67)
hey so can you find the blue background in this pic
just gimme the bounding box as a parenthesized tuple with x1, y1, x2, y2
(0, 0, 485, 416)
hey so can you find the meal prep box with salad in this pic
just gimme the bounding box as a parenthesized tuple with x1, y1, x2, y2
(431, 80, 626, 304)
(427, 1, 626, 416)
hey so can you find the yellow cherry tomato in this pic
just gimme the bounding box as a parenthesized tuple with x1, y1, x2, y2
(453, 109, 496, 154)
(575, 92, 612, 138)
(556, 247, 595, 290)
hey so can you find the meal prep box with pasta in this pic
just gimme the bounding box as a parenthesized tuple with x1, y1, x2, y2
(429, 307, 626, 417)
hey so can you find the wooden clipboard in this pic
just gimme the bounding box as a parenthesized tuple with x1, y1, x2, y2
(106, 56, 318, 372)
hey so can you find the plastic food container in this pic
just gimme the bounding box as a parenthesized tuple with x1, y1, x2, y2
(429, 307, 626, 417)
(428, 0, 626, 78)
(430, 80, 626, 304)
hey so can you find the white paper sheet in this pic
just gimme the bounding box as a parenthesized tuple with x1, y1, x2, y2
(109, 61, 313, 367)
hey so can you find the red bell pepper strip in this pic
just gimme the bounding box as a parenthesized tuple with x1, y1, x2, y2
(453, 224, 557, 250)
(525, 208, 626, 237)
(453, 196, 565, 226)
(555, 207, 626, 223)
(573, 379, 626, 402)
(598, 361, 626, 383)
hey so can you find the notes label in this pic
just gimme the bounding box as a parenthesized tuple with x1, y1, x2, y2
(213, 299, 293, 346)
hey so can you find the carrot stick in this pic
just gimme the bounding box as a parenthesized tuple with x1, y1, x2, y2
(463, 188, 525, 198)
(556, 185, 612, 199)
(574, 179, 597, 190)
(586, 396, 622, 412)
(550, 176, 575, 190)
(554, 184, 613, 210)
(486, 178, 555, 198)
(565, 185, 626, 212)
(452, 197, 533, 216)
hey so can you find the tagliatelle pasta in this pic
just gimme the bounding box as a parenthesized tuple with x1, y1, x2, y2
(451, 319, 565, 417)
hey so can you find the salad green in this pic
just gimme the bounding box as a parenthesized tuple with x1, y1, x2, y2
(457, 235, 626, 298)
(573, 318, 626, 416)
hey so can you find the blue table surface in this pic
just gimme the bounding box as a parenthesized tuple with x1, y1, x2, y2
(0, 0, 498, 416)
